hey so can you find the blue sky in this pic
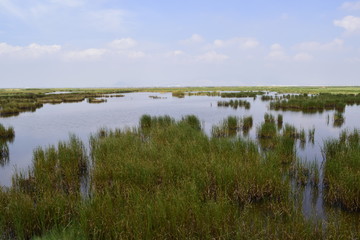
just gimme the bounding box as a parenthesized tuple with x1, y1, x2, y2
(1, 0, 360, 87)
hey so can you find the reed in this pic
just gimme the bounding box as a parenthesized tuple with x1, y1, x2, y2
(212, 116, 241, 137)
(172, 91, 185, 98)
(333, 111, 345, 127)
(308, 128, 315, 144)
(241, 116, 253, 134)
(323, 129, 360, 211)
(0, 124, 15, 140)
(264, 113, 275, 123)
(217, 100, 251, 109)
(1, 115, 360, 239)
(277, 114, 283, 128)
(87, 98, 107, 104)
(220, 91, 264, 98)
(269, 93, 360, 113)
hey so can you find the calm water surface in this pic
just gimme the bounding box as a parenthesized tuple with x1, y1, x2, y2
(1, 91, 360, 219)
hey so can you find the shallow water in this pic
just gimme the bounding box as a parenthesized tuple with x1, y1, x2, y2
(1, 91, 359, 218)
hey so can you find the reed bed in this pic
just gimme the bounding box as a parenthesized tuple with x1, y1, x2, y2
(87, 98, 107, 104)
(0, 115, 359, 239)
(187, 91, 220, 97)
(220, 91, 264, 98)
(171, 91, 185, 98)
(217, 99, 251, 109)
(0, 90, 130, 118)
(270, 93, 360, 113)
(323, 129, 360, 211)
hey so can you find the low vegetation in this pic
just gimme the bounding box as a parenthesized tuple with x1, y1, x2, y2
(0, 115, 359, 239)
(270, 93, 360, 113)
(324, 129, 360, 211)
(0, 124, 15, 166)
(87, 98, 107, 104)
(217, 99, 251, 109)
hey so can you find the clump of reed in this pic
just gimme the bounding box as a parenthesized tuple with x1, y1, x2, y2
(269, 93, 360, 113)
(140, 115, 175, 131)
(0, 124, 15, 166)
(87, 98, 107, 104)
(333, 111, 345, 127)
(289, 161, 319, 187)
(172, 91, 185, 98)
(277, 114, 283, 128)
(257, 114, 277, 139)
(187, 91, 220, 97)
(264, 113, 275, 123)
(1, 135, 88, 239)
(212, 116, 241, 137)
(217, 99, 251, 109)
(282, 124, 301, 139)
(220, 91, 264, 98)
(308, 128, 315, 144)
(85, 116, 293, 239)
(323, 129, 360, 211)
(261, 95, 274, 101)
(0, 124, 15, 140)
(0, 141, 10, 166)
(0, 101, 43, 117)
(242, 116, 253, 134)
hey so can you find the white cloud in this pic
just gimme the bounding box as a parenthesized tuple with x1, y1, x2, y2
(293, 52, 313, 61)
(334, 15, 360, 32)
(211, 37, 259, 50)
(266, 44, 288, 60)
(0, 42, 22, 54)
(109, 38, 137, 50)
(341, 1, 360, 10)
(295, 39, 344, 51)
(180, 34, 204, 44)
(196, 51, 228, 63)
(0, 42, 61, 58)
(64, 48, 106, 61)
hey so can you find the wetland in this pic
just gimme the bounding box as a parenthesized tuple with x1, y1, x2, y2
(0, 86, 360, 239)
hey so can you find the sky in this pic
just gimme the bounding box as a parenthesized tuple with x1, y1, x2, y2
(1, 0, 360, 88)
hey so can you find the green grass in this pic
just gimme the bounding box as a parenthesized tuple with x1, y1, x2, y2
(324, 129, 360, 211)
(269, 93, 360, 113)
(0, 115, 360, 239)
